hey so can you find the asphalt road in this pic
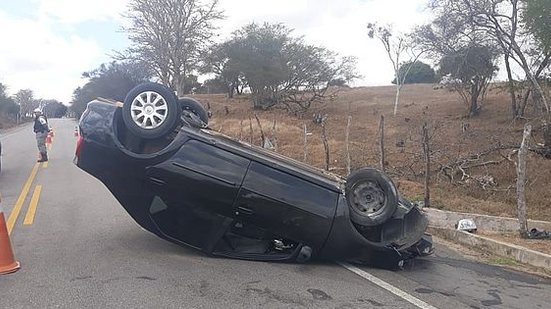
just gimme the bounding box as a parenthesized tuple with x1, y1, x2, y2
(1, 118, 550, 309)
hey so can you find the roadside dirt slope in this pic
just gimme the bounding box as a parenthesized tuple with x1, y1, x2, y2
(193, 84, 551, 222)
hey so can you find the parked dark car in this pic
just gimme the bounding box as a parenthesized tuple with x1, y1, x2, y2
(75, 82, 433, 269)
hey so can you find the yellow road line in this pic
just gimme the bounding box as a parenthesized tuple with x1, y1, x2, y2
(43, 161, 48, 168)
(7, 163, 39, 234)
(23, 185, 42, 225)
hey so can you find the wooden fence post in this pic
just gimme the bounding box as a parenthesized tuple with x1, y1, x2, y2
(254, 113, 266, 147)
(346, 115, 352, 174)
(321, 121, 330, 171)
(303, 123, 308, 162)
(239, 117, 244, 140)
(422, 122, 431, 208)
(272, 116, 278, 152)
(248, 116, 254, 144)
(517, 123, 531, 238)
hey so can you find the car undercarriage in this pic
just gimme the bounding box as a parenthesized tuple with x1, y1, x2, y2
(75, 82, 433, 269)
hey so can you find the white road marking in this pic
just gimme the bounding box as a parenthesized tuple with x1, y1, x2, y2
(339, 262, 439, 309)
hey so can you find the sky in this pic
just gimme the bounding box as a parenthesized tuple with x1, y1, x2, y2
(0, 0, 432, 104)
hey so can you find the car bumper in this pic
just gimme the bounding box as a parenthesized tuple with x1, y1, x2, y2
(320, 195, 433, 269)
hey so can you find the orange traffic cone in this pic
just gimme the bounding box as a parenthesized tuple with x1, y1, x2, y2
(0, 195, 20, 275)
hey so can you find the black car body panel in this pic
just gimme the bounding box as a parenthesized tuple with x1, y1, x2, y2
(76, 99, 432, 269)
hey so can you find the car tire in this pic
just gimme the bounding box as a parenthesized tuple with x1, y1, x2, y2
(122, 82, 180, 139)
(345, 168, 398, 226)
(179, 97, 209, 125)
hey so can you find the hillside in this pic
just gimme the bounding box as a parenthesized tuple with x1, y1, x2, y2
(193, 84, 551, 222)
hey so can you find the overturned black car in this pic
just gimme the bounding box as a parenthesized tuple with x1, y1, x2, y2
(75, 82, 433, 269)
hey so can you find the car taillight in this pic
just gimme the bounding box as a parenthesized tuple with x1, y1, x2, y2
(74, 135, 84, 163)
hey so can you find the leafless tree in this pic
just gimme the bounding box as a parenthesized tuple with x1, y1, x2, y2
(427, 0, 550, 122)
(121, 0, 224, 96)
(412, 9, 499, 117)
(14, 89, 37, 117)
(368, 23, 424, 116)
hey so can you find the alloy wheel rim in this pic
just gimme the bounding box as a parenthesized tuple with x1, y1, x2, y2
(130, 91, 168, 129)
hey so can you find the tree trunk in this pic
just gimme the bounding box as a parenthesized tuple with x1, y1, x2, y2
(248, 116, 254, 144)
(239, 117, 244, 140)
(321, 122, 330, 171)
(173, 71, 185, 97)
(379, 115, 385, 172)
(516, 124, 531, 238)
(271, 116, 278, 152)
(254, 114, 266, 147)
(519, 54, 550, 117)
(520, 89, 531, 117)
(469, 83, 480, 116)
(504, 53, 518, 118)
(543, 122, 551, 149)
(345, 115, 352, 174)
(532, 89, 544, 115)
(513, 43, 550, 117)
(393, 86, 401, 116)
(422, 122, 431, 208)
(228, 84, 234, 99)
(303, 123, 308, 162)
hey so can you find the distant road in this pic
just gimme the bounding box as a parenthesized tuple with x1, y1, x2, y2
(0, 118, 550, 308)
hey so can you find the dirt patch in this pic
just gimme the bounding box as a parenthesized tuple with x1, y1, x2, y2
(396, 180, 425, 200)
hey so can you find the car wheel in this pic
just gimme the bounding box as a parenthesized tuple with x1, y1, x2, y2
(122, 82, 179, 139)
(179, 97, 209, 126)
(345, 168, 398, 226)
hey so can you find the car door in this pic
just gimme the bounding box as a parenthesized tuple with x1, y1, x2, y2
(145, 139, 250, 250)
(234, 161, 339, 250)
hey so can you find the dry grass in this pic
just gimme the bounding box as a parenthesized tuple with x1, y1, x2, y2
(193, 84, 551, 222)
